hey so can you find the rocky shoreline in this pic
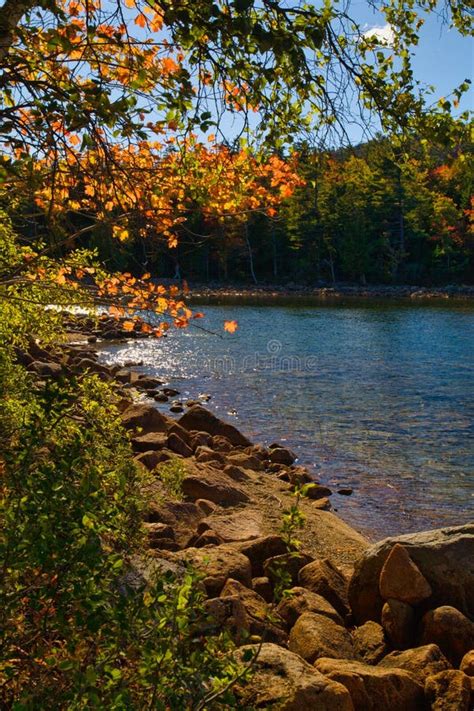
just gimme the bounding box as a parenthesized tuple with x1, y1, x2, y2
(17, 317, 474, 710)
(186, 282, 474, 304)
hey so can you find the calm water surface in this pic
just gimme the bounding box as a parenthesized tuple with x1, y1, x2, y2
(101, 302, 474, 540)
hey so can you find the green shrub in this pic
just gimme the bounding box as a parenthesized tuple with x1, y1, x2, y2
(157, 458, 187, 500)
(0, 215, 249, 709)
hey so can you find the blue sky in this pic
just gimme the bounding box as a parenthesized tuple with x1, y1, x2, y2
(353, 3, 473, 107)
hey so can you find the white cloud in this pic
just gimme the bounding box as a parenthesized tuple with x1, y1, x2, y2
(363, 23, 395, 47)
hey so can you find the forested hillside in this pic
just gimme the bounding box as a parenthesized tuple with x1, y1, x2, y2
(13, 135, 472, 287)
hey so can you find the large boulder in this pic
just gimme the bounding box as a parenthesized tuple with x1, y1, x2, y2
(181, 467, 250, 507)
(200, 510, 263, 543)
(425, 670, 472, 711)
(121, 403, 171, 434)
(348, 524, 474, 624)
(176, 544, 252, 596)
(379, 543, 432, 605)
(288, 612, 354, 663)
(178, 405, 252, 446)
(378, 644, 451, 684)
(235, 643, 355, 710)
(299, 558, 350, 619)
(314, 658, 424, 711)
(419, 606, 474, 666)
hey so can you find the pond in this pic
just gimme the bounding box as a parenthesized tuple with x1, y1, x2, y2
(101, 300, 474, 540)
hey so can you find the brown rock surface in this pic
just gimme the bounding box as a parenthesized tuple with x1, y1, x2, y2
(201, 509, 263, 542)
(381, 598, 415, 649)
(236, 535, 288, 576)
(379, 543, 432, 604)
(236, 643, 355, 710)
(201, 595, 249, 642)
(420, 606, 474, 666)
(315, 657, 424, 711)
(269, 447, 297, 465)
(167, 432, 193, 458)
(298, 558, 350, 619)
(252, 576, 273, 602)
(181, 467, 251, 507)
(288, 612, 354, 663)
(264, 552, 314, 587)
(352, 621, 388, 665)
(220, 578, 286, 644)
(176, 544, 252, 596)
(178, 405, 252, 446)
(460, 649, 474, 676)
(226, 451, 263, 471)
(378, 644, 451, 683)
(276, 587, 344, 629)
(425, 669, 471, 711)
(131, 431, 167, 452)
(348, 524, 474, 624)
(121, 403, 170, 433)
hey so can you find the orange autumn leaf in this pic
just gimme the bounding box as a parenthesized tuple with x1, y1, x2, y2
(122, 320, 135, 331)
(134, 13, 146, 28)
(224, 320, 238, 333)
(109, 305, 124, 318)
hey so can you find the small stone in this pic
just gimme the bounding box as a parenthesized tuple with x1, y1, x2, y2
(195, 498, 217, 516)
(269, 447, 296, 465)
(381, 598, 415, 649)
(352, 621, 388, 665)
(170, 403, 184, 413)
(288, 611, 354, 663)
(425, 670, 471, 711)
(306, 484, 332, 499)
(379, 543, 432, 605)
(252, 577, 273, 603)
(337, 488, 353, 496)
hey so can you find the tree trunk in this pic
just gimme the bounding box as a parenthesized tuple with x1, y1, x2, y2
(244, 223, 257, 285)
(271, 224, 278, 279)
(0, 0, 38, 64)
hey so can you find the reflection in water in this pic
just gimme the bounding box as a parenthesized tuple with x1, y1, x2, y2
(100, 302, 474, 540)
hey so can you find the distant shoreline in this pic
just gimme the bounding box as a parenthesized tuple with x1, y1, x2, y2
(184, 282, 474, 304)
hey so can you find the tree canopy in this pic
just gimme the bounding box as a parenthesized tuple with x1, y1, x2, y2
(1, 1, 472, 234)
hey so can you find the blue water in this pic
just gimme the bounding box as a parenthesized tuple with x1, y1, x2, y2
(101, 302, 474, 540)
